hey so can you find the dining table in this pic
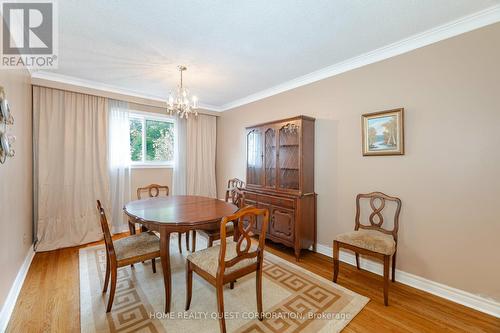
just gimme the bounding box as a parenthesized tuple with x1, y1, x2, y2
(123, 195, 238, 312)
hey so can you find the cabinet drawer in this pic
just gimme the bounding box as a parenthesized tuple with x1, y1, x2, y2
(257, 194, 295, 209)
(270, 207, 295, 242)
(244, 192, 258, 200)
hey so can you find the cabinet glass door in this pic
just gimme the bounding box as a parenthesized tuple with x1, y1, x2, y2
(278, 122, 300, 190)
(247, 129, 263, 186)
(264, 128, 276, 188)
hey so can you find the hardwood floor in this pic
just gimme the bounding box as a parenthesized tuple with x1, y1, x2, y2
(7, 235, 500, 333)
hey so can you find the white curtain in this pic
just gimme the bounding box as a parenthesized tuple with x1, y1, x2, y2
(108, 100, 131, 233)
(33, 86, 110, 251)
(173, 114, 217, 197)
(186, 114, 217, 197)
(173, 115, 187, 195)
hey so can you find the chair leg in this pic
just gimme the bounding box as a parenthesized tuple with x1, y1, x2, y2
(106, 265, 117, 312)
(391, 251, 397, 282)
(383, 255, 390, 306)
(129, 221, 137, 265)
(216, 283, 226, 333)
(229, 281, 235, 289)
(186, 231, 190, 251)
(178, 233, 182, 253)
(185, 261, 193, 310)
(191, 230, 196, 252)
(256, 268, 263, 321)
(128, 223, 136, 270)
(332, 241, 340, 283)
(152, 258, 156, 273)
(355, 253, 360, 270)
(208, 236, 214, 248)
(103, 255, 110, 293)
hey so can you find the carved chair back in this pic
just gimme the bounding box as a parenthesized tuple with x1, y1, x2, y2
(355, 192, 402, 241)
(96, 200, 116, 262)
(232, 188, 246, 208)
(225, 178, 245, 202)
(137, 184, 169, 199)
(217, 206, 269, 278)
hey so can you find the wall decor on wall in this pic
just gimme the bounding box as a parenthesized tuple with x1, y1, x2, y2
(0, 86, 15, 164)
(362, 108, 404, 156)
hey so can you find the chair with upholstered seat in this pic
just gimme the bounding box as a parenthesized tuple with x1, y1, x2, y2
(185, 206, 269, 333)
(131, 184, 191, 253)
(193, 184, 245, 251)
(97, 200, 160, 312)
(333, 192, 402, 306)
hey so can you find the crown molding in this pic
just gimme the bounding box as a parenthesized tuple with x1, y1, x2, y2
(30, 71, 223, 112)
(220, 4, 500, 111)
(28, 5, 500, 112)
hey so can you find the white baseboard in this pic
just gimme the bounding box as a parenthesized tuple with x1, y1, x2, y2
(315, 243, 500, 318)
(0, 245, 35, 333)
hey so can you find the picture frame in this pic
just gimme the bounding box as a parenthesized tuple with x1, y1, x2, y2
(362, 108, 404, 156)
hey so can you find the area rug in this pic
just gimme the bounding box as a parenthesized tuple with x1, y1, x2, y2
(79, 236, 369, 333)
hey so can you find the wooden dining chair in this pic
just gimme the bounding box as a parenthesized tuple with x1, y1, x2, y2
(224, 178, 245, 202)
(333, 192, 402, 305)
(131, 184, 191, 253)
(193, 187, 246, 251)
(96, 200, 160, 312)
(185, 205, 269, 333)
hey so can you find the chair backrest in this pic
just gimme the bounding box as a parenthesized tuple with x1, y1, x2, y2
(355, 192, 402, 241)
(225, 178, 245, 202)
(137, 184, 169, 199)
(96, 200, 116, 261)
(217, 206, 269, 278)
(232, 188, 246, 208)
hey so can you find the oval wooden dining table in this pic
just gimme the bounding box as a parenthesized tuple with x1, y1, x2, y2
(123, 195, 238, 312)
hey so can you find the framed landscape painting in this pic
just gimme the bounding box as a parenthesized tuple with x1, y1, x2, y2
(362, 108, 404, 156)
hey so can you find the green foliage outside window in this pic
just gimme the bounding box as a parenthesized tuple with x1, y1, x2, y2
(146, 120, 174, 161)
(129, 117, 174, 163)
(130, 119, 143, 161)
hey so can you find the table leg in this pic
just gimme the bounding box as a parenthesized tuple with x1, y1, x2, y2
(160, 229, 171, 313)
(128, 219, 136, 235)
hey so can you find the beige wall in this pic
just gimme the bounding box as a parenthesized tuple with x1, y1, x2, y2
(216, 23, 500, 301)
(131, 168, 173, 199)
(0, 69, 33, 308)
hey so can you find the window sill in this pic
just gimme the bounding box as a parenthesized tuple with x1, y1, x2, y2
(131, 164, 174, 169)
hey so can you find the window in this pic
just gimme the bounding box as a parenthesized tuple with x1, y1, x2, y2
(129, 113, 175, 166)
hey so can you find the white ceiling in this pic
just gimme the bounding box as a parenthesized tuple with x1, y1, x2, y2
(37, 0, 500, 109)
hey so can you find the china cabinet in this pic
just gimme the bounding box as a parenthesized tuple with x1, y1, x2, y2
(244, 115, 316, 260)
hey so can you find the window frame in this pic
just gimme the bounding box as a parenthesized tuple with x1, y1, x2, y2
(129, 111, 176, 168)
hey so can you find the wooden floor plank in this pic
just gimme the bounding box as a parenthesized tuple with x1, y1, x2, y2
(6, 235, 500, 332)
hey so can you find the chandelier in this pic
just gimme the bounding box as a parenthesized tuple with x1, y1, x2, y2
(166, 65, 199, 118)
